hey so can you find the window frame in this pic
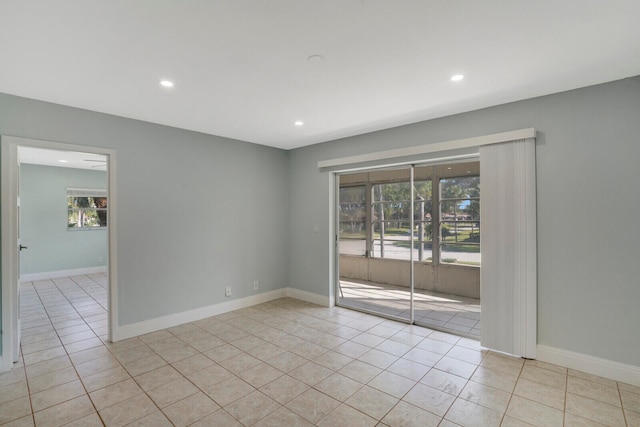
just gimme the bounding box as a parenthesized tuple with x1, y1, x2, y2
(338, 184, 368, 256)
(439, 175, 480, 265)
(67, 187, 108, 230)
(338, 163, 479, 267)
(370, 179, 433, 261)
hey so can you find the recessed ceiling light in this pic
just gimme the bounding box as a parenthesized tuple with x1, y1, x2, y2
(467, 171, 471, 174)
(307, 55, 325, 64)
(447, 167, 453, 170)
(294, 121, 304, 126)
(451, 74, 464, 82)
(160, 80, 174, 88)
(58, 160, 69, 163)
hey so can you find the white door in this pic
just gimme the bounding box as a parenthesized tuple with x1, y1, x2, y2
(13, 156, 22, 362)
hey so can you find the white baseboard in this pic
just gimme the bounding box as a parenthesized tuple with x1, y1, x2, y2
(116, 288, 286, 341)
(20, 266, 107, 282)
(537, 344, 640, 387)
(0, 354, 17, 374)
(285, 287, 331, 307)
(114, 287, 330, 342)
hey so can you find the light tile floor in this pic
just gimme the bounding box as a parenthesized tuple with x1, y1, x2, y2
(339, 279, 481, 339)
(1, 274, 639, 426)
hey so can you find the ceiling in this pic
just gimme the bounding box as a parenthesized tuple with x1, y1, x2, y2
(1, 1, 639, 150)
(19, 146, 107, 171)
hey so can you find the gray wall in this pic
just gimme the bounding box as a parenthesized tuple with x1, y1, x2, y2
(20, 164, 108, 275)
(2, 75, 639, 369)
(0, 93, 290, 330)
(288, 76, 640, 367)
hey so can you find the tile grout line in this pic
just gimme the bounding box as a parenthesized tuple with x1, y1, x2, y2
(618, 382, 629, 427)
(563, 364, 568, 427)
(30, 275, 108, 426)
(13, 281, 638, 427)
(20, 281, 41, 427)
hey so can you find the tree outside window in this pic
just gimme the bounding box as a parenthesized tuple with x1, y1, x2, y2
(440, 176, 480, 264)
(372, 180, 432, 260)
(339, 186, 366, 255)
(339, 163, 480, 266)
(67, 188, 107, 229)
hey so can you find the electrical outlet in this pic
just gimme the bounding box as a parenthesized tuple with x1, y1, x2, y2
(225, 286, 232, 297)
(253, 281, 259, 290)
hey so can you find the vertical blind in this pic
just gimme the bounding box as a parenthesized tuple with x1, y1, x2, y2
(480, 138, 537, 358)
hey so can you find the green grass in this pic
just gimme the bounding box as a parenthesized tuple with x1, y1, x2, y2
(341, 226, 480, 254)
(373, 227, 412, 237)
(392, 241, 479, 253)
(340, 233, 366, 239)
(442, 228, 480, 243)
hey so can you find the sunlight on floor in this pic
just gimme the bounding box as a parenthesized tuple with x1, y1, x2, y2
(339, 279, 480, 339)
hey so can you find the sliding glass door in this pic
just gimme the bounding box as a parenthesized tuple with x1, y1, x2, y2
(337, 166, 413, 322)
(336, 161, 481, 338)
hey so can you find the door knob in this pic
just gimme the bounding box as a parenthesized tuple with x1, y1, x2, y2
(19, 244, 28, 251)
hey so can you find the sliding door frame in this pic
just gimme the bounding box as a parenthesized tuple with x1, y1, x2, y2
(327, 128, 537, 357)
(334, 165, 417, 324)
(335, 161, 473, 326)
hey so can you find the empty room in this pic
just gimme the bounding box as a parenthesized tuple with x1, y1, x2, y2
(1, 2, 639, 426)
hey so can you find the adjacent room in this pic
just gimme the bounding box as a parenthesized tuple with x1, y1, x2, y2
(1, 2, 639, 426)
(17, 147, 110, 343)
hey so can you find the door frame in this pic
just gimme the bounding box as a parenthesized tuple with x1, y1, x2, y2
(1, 135, 118, 372)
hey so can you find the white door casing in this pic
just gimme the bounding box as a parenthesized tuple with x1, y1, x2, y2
(1, 141, 20, 369)
(14, 156, 22, 363)
(1, 136, 118, 372)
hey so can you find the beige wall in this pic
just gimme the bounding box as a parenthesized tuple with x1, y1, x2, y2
(339, 255, 480, 298)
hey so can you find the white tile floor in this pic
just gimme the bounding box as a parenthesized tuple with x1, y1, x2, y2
(339, 279, 480, 339)
(1, 274, 639, 426)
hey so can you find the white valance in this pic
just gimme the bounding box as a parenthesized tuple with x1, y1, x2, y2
(318, 128, 535, 171)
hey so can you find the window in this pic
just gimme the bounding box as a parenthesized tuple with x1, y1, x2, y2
(67, 188, 107, 229)
(339, 161, 480, 266)
(440, 176, 480, 265)
(372, 180, 432, 260)
(339, 186, 366, 255)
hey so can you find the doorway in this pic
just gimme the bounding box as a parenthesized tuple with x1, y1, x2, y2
(1, 136, 117, 372)
(336, 160, 481, 339)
